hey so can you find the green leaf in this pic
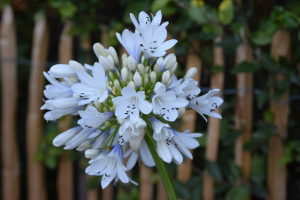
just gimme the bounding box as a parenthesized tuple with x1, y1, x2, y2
(206, 161, 222, 181)
(256, 91, 269, 109)
(272, 80, 290, 100)
(188, 6, 207, 25)
(225, 185, 250, 200)
(151, 0, 170, 13)
(231, 61, 261, 73)
(218, 0, 234, 25)
(251, 156, 267, 184)
(211, 65, 224, 74)
(251, 30, 272, 45)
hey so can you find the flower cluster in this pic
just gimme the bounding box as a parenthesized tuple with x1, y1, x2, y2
(42, 10, 223, 188)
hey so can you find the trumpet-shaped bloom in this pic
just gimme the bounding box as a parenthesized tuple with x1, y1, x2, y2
(112, 87, 152, 123)
(152, 82, 188, 121)
(116, 29, 141, 63)
(78, 106, 113, 129)
(171, 129, 202, 159)
(85, 144, 130, 188)
(71, 63, 109, 105)
(123, 140, 155, 170)
(189, 89, 223, 122)
(118, 118, 146, 145)
(43, 72, 73, 99)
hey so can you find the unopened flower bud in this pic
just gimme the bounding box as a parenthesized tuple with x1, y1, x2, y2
(122, 54, 128, 68)
(177, 107, 186, 119)
(162, 70, 170, 85)
(169, 62, 178, 75)
(141, 55, 145, 64)
(108, 47, 119, 68)
(94, 99, 101, 110)
(99, 55, 115, 71)
(127, 55, 137, 72)
(137, 64, 145, 75)
(122, 53, 128, 61)
(85, 149, 100, 158)
(183, 67, 197, 80)
(103, 107, 108, 112)
(109, 71, 114, 81)
(108, 81, 113, 86)
(150, 71, 156, 83)
(107, 55, 115, 66)
(114, 79, 120, 90)
(77, 139, 93, 151)
(104, 121, 111, 127)
(69, 60, 85, 70)
(144, 77, 149, 85)
(163, 54, 176, 71)
(93, 43, 107, 57)
(133, 72, 142, 87)
(117, 117, 125, 125)
(128, 81, 136, 89)
(154, 64, 160, 74)
(166, 77, 173, 88)
(112, 87, 117, 95)
(128, 71, 133, 82)
(121, 67, 128, 84)
(145, 66, 150, 73)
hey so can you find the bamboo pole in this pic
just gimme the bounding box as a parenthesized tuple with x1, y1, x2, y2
(140, 165, 153, 200)
(0, 6, 20, 200)
(26, 15, 49, 200)
(57, 21, 74, 200)
(203, 36, 224, 200)
(234, 40, 253, 187)
(267, 30, 290, 200)
(177, 41, 202, 183)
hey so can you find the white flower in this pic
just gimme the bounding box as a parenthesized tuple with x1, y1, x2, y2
(43, 72, 73, 99)
(132, 24, 177, 59)
(189, 89, 223, 122)
(116, 29, 141, 63)
(71, 63, 109, 105)
(168, 75, 200, 101)
(64, 129, 100, 150)
(121, 67, 129, 84)
(78, 106, 113, 129)
(171, 129, 202, 159)
(44, 105, 84, 122)
(118, 118, 146, 145)
(152, 82, 188, 121)
(53, 126, 82, 147)
(150, 117, 173, 141)
(112, 87, 152, 123)
(85, 144, 130, 188)
(123, 140, 155, 170)
(130, 10, 168, 33)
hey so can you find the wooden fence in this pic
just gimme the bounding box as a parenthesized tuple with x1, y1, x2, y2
(0, 5, 292, 200)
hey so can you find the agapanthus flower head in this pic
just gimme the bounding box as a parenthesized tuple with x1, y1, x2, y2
(42, 10, 224, 188)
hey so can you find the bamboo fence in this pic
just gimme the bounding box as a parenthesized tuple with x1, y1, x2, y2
(0, 6, 293, 200)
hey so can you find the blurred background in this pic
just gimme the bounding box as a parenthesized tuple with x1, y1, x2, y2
(0, 0, 300, 200)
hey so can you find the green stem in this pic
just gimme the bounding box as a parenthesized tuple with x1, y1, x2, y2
(144, 128, 177, 200)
